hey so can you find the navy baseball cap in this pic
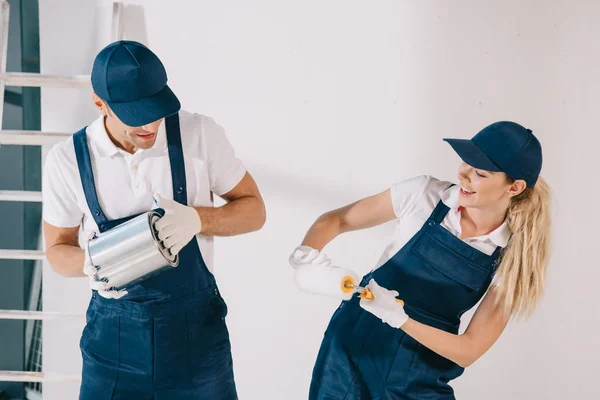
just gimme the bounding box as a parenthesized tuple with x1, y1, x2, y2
(91, 40, 180, 127)
(443, 121, 543, 187)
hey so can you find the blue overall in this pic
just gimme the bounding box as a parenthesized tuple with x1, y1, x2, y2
(74, 114, 238, 399)
(310, 192, 502, 399)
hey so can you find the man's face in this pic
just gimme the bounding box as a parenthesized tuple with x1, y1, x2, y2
(93, 93, 163, 151)
(105, 108, 163, 150)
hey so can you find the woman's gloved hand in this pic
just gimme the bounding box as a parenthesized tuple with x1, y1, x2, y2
(154, 193, 202, 256)
(288, 245, 332, 269)
(359, 279, 408, 329)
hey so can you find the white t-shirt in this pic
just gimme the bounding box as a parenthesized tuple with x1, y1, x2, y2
(373, 175, 511, 272)
(42, 111, 247, 272)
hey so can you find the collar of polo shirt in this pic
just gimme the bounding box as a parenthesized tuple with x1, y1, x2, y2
(441, 184, 511, 247)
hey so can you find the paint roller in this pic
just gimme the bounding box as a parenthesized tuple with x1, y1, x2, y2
(294, 264, 404, 305)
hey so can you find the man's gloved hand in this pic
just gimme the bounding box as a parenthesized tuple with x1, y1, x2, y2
(154, 193, 202, 256)
(83, 232, 128, 299)
(359, 279, 408, 329)
(288, 245, 332, 269)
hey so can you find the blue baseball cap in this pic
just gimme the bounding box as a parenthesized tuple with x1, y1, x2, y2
(91, 40, 180, 127)
(443, 121, 543, 187)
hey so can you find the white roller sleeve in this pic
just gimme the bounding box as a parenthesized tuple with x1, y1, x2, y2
(294, 264, 359, 301)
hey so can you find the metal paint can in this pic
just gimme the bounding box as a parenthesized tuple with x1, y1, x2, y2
(87, 209, 178, 290)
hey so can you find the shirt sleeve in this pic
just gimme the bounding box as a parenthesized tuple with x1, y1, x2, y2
(42, 147, 84, 227)
(389, 175, 432, 219)
(202, 116, 247, 197)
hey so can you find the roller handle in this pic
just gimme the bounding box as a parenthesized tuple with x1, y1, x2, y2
(359, 288, 405, 306)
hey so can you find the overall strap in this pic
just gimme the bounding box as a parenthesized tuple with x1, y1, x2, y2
(429, 184, 456, 223)
(490, 246, 504, 271)
(73, 128, 109, 229)
(165, 113, 188, 205)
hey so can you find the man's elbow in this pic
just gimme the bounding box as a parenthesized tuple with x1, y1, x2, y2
(45, 246, 76, 277)
(252, 197, 267, 231)
(45, 254, 64, 276)
(45, 250, 64, 276)
(256, 206, 267, 231)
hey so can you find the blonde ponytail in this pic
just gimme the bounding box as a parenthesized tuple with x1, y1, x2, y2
(494, 176, 552, 318)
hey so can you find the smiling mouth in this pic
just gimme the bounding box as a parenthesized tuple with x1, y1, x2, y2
(137, 132, 155, 140)
(460, 186, 476, 195)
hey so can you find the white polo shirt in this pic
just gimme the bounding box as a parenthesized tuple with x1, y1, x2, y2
(373, 175, 511, 274)
(42, 110, 247, 272)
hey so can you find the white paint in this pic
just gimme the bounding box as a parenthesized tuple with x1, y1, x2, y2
(39, 1, 598, 399)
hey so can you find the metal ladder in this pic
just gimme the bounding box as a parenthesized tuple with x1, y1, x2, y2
(0, 1, 124, 396)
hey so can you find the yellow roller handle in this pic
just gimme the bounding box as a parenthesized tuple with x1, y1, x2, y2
(341, 276, 357, 294)
(341, 277, 405, 306)
(359, 288, 405, 306)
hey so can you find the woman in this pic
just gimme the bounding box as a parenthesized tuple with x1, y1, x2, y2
(289, 121, 551, 399)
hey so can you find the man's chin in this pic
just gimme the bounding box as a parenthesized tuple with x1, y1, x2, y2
(130, 138, 154, 149)
(139, 142, 156, 150)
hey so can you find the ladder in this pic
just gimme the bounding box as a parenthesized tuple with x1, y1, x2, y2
(0, 1, 124, 396)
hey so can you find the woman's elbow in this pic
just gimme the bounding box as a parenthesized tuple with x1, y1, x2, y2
(457, 357, 476, 369)
(456, 347, 486, 368)
(455, 338, 483, 368)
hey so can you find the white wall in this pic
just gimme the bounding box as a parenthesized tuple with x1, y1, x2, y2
(40, 1, 598, 399)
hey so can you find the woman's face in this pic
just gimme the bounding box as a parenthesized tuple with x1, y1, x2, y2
(456, 162, 526, 209)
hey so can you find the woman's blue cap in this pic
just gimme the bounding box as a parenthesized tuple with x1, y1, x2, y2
(444, 121, 543, 187)
(91, 40, 180, 127)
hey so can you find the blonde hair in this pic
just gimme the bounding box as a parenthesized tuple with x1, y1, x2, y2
(493, 176, 552, 319)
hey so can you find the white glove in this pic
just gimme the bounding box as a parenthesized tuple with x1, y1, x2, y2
(83, 232, 128, 299)
(154, 193, 202, 256)
(359, 279, 408, 329)
(288, 245, 332, 269)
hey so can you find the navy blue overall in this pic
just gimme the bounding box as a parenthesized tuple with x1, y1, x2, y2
(310, 192, 502, 399)
(74, 114, 238, 400)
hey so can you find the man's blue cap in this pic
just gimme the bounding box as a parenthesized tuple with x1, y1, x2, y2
(443, 121, 543, 187)
(91, 40, 180, 127)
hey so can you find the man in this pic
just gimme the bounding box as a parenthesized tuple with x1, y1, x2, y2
(42, 40, 265, 399)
